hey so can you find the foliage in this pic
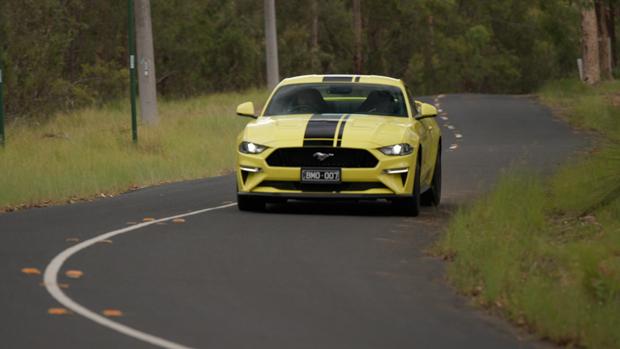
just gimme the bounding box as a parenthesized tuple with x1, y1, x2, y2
(0, 0, 582, 120)
(437, 79, 620, 348)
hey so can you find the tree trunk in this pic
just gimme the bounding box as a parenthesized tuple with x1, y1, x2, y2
(582, 1, 601, 84)
(596, 0, 613, 80)
(352, 0, 362, 74)
(608, 1, 617, 69)
(264, 0, 280, 90)
(310, 0, 320, 71)
(424, 15, 436, 90)
(134, 0, 159, 125)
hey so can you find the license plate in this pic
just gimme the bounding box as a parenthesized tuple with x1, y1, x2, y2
(301, 168, 341, 183)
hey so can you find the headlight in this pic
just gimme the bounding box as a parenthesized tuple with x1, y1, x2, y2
(379, 143, 413, 156)
(239, 141, 268, 154)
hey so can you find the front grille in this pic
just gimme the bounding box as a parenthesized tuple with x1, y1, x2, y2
(266, 147, 378, 168)
(261, 181, 387, 192)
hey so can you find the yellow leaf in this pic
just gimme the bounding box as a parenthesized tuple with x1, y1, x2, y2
(102, 309, 123, 317)
(65, 270, 83, 279)
(48, 308, 69, 315)
(21, 268, 41, 275)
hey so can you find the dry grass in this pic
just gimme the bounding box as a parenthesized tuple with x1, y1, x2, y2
(437, 79, 620, 348)
(0, 89, 268, 210)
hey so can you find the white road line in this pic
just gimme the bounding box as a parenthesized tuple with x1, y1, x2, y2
(44, 202, 237, 349)
(455, 133, 463, 139)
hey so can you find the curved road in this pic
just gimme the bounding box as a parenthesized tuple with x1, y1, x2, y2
(1, 94, 585, 348)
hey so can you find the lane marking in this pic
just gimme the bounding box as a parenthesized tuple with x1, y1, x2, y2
(44, 202, 237, 349)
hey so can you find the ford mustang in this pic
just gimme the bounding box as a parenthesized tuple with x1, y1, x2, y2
(235, 74, 441, 216)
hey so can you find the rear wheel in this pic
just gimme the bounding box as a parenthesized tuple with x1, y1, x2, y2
(393, 154, 421, 217)
(237, 194, 265, 212)
(421, 148, 442, 206)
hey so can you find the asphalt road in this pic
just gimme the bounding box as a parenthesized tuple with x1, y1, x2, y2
(0, 94, 586, 349)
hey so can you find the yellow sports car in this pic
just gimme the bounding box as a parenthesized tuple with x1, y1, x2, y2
(235, 75, 441, 216)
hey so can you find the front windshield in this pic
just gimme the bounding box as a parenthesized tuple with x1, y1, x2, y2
(264, 83, 408, 117)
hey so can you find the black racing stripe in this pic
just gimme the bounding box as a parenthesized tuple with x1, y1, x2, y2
(354, 76, 361, 82)
(336, 114, 352, 147)
(322, 76, 354, 82)
(303, 114, 342, 147)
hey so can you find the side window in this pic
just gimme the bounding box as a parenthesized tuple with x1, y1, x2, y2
(405, 87, 419, 116)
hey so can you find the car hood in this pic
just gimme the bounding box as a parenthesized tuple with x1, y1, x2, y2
(242, 114, 413, 148)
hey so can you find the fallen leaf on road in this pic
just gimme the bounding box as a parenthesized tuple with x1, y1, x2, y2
(172, 218, 186, 224)
(65, 270, 83, 279)
(98, 239, 113, 244)
(48, 308, 69, 315)
(142, 217, 155, 222)
(102, 309, 123, 317)
(21, 268, 41, 275)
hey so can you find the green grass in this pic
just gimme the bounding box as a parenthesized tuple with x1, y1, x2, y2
(0, 89, 268, 210)
(437, 79, 620, 348)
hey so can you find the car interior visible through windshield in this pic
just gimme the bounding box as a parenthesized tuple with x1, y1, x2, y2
(264, 83, 408, 117)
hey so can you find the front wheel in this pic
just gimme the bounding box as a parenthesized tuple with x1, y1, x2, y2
(237, 194, 265, 212)
(392, 154, 421, 217)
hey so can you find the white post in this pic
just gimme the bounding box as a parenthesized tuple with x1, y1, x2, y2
(135, 0, 159, 125)
(577, 58, 584, 81)
(264, 0, 280, 90)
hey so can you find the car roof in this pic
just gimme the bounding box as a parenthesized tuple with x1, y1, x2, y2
(278, 74, 404, 88)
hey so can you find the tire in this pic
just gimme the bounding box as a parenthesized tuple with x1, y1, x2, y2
(421, 148, 442, 207)
(237, 193, 265, 212)
(393, 153, 421, 217)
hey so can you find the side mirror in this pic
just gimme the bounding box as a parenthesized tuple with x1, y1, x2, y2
(416, 102, 438, 120)
(236, 102, 257, 118)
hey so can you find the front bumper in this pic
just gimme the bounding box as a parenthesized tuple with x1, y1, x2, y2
(237, 147, 417, 197)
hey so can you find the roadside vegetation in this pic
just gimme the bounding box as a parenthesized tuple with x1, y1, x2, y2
(437, 79, 620, 348)
(0, 90, 267, 211)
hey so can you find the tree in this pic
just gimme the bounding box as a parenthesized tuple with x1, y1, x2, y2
(264, 0, 280, 89)
(135, 0, 159, 125)
(596, 0, 613, 80)
(582, 0, 601, 84)
(352, 0, 362, 74)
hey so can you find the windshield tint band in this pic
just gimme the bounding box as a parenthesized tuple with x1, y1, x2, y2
(322, 76, 355, 82)
(303, 114, 344, 147)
